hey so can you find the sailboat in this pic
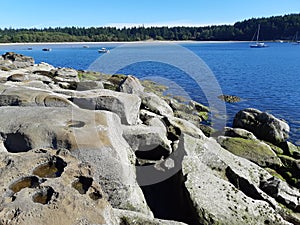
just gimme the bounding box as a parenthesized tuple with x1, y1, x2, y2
(250, 24, 268, 48)
(291, 32, 300, 45)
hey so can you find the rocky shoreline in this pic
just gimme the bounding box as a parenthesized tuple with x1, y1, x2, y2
(0, 52, 300, 225)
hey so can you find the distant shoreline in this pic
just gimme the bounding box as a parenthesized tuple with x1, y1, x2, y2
(0, 40, 252, 46)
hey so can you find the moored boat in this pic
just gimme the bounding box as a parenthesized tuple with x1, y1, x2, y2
(98, 48, 109, 53)
(250, 24, 268, 48)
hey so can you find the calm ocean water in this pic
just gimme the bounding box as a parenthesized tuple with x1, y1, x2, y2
(1, 42, 299, 144)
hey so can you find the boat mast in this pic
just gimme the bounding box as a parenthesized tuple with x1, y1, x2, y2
(256, 24, 260, 43)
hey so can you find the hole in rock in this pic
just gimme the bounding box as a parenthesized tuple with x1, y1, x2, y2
(72, 176, 93, 194)
(67, 120, 85, 128)
(51, 136, 72, 150)
(89, 188, 102, 200)
(32, 186, 55, 204)
(140, 170, 201, 225)
(135, 145, 170, 161)
(9, 176, 40, 193)
(3, 132, 32, 153)
(33, 157, 67, 178)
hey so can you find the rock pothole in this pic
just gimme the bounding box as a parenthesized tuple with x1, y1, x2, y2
(66, 120, 85, 128)
(9, 176, 40, 193)
(3, 132, 32, 153)
(32, 156, 67, 178)
(72, 176, 93, 194)
(32, 186, 56, 204)
(89, 188, 103, 200)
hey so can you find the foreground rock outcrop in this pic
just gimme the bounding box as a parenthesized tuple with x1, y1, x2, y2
(1, 52, 300, 225)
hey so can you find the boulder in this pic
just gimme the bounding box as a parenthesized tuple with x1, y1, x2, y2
(29, 62, 56, 72)
(166, 98, 210, 121)
(217, 136, 282, 167)
(233, 108, 290, 144)
(223, 127, 257, 140)
(141, 92, 174, 117)
(53, 68, 80, 83)
(164, 116, 206, 140)
(2, 52, 34, 68)
(218, 94, 241, 103)
(119, 75, 145, 94)
(182, 156, 290, 225)
(122, 118, 172, 160)
(189, 100, 210, 113)
(71, 89, 141, 125)
(181, 134, 296, 224)
(76, 81, 104, 91)
(260, 177, 300, 212)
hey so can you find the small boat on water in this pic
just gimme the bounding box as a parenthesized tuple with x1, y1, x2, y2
(291, 32, 300, 45)
(250, 24, 268, 48)
(98, 48, 110, 53)
(42, 48, 52, 51)
(83, 45, 89, 48)
(27, 47, 33, 50)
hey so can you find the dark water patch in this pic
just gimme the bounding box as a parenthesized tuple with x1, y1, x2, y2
(72, 176, 93, 194)
(3, 132, 32, 153)
(33, 156, 66, 178)
(9, 176, 40, 193)
(89, 188, 102, 200)
(32, 186, 55, 204)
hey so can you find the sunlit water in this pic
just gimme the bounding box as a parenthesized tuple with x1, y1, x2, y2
(1, 42, 299, 144)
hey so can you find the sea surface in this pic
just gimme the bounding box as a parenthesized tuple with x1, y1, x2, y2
(1, 42, 299, 144)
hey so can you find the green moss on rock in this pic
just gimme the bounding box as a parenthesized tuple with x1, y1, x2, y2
(218, 137, 282, 167)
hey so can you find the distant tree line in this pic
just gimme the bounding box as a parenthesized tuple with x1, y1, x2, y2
(0, 14, 299, 43)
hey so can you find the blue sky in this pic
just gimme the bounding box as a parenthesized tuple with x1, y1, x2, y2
(0, 0, 299, 28)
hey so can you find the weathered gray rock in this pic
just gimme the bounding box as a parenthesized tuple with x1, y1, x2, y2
(217, 136, 282, 167)
(0, 148, 118, 225)
(114, 209, 187, 225)
(0, 86, 73, 107)
(54, 68, 80, 83)
(189, 100, 210, 113)
(260, 177, 300, 212)
(223, 127, 257, 140)
(0, 107, 151, 215)
(233, 108, 290, 144)
(71, 89, 141, 125)
(181, 134, 295, 224)
(29, 62, 56, 72)
(2, 52, 34, 68)
(182, 155, 290, 225)
(119, 75, 144, 94)
(165, 116, 206, 140)
(141, 92, 174, 117)
(76, 81, 104, 91)
(122, 118, 172, 158)
(140, 109, 163, 122)
(7, 73, 28, 82)
(7, 73, 53, 84)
